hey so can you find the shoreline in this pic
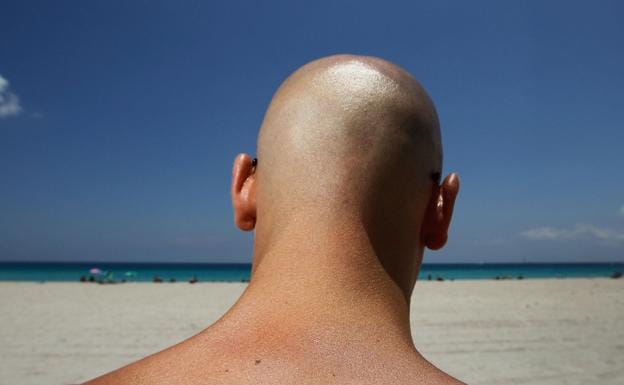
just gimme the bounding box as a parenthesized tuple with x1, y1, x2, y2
(0, 274, 621, 283)
(1, 262, 622, 283)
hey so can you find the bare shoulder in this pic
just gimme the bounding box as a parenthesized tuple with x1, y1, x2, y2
(84, 333, 465, 385)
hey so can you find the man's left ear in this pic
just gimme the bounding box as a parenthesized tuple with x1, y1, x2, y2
(230, 154, 257, 231)
(422, 173, 459, 250)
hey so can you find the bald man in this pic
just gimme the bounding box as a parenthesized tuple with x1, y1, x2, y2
(85, 55, 462, 384)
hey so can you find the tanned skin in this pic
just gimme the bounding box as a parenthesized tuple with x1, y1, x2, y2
(85, 54, 463, 384)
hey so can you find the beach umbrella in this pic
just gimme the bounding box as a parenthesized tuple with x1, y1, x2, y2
(89, 268, 103, 275)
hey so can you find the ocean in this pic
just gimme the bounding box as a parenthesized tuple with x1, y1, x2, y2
(0, 262, 622, 282)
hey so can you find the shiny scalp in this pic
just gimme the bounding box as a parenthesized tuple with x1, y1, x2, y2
(256, 55, 443, 222)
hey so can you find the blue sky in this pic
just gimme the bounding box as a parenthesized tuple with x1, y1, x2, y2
(1, 0, 623, 263)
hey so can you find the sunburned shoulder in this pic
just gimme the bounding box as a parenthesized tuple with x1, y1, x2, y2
(84, 337, 465, 385)
(86, 361, 464, 385)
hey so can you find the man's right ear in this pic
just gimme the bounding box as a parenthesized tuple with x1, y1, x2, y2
(422, 173, 459, 250)
(231, 154, 257, 231)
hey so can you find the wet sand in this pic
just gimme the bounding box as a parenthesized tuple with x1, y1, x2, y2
(0, 279, 622, 384)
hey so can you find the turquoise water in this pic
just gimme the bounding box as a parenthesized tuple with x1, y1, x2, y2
(0, 262, 622, 282)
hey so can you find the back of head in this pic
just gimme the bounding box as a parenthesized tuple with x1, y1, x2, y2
(256, 55, 442, 231)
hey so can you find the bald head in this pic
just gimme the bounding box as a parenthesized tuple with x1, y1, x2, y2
(231, 54, 459, 295)
(256, 55, 442, 223)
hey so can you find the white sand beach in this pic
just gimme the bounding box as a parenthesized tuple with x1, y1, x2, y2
(0, 279, 623, 385)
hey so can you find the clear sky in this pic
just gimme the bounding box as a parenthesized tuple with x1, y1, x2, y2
(1, 0, 623, 263)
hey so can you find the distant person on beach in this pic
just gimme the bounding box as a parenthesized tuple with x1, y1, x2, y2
(85, 54, 462, 384)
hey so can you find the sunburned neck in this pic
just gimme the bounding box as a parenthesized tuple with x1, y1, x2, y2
(210, 224, 419, 350)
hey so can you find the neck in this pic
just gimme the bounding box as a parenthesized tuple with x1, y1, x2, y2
(217, 217, 422, 350)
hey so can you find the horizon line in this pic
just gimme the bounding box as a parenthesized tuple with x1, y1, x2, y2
(1, 260, 623, 266)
